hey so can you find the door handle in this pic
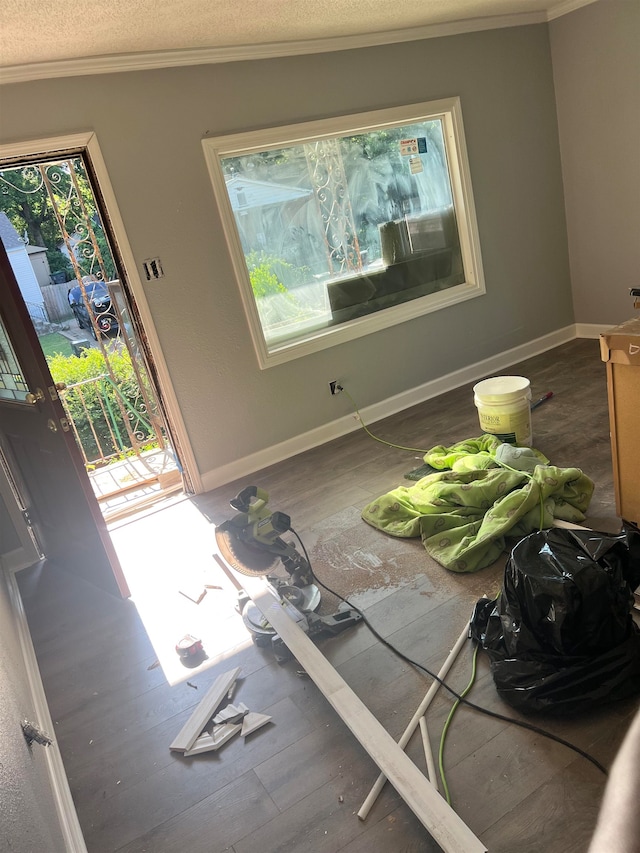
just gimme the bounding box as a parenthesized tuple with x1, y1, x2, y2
(25, 388, 45, 405)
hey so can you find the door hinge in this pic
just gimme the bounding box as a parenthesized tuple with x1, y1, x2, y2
(22, 509, 33, 528)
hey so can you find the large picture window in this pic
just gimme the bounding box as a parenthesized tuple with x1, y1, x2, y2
(203, 98, 485, 368)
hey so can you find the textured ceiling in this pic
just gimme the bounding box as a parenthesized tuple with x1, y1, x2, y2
(1, 0, 590, 71)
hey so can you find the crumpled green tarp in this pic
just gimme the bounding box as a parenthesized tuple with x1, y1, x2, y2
(361, 435, 594, 573)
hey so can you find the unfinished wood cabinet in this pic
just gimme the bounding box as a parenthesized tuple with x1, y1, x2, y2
(600, 317, 640, 526)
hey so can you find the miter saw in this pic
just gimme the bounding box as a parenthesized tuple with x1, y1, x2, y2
(215, 486, 314, 587)
(215, 486, 362, 662)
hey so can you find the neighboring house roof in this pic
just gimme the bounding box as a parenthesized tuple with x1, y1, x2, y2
(0, 211, 25, 250)
(225, 176, 312, 211)
(26, 244, 47, 255)
(0, 211, 46, 316)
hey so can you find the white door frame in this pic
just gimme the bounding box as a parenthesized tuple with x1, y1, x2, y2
(0, 132, 202, 494)
(3, 565, 88, 852)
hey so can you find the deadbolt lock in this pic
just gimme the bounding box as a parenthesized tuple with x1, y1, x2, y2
(46, 418, 70, 433)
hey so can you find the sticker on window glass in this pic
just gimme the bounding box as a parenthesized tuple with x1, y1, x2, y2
(400, 138, 419, 156)
(409, 155, 424, 174)
(400, 137, 428, 156)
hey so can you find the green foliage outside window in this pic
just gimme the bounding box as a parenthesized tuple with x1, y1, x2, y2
(0, 157, 116, 282)
(246, 252, 288, 299)
(45, 248, 74, 278)
(245, 252, 323, 333)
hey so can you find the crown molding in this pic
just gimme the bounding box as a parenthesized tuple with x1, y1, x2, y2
(0, 11, 547, 86)
(546, 0, 599, 22)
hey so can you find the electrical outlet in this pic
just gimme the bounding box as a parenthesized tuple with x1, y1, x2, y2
(329, 380, 342, 395)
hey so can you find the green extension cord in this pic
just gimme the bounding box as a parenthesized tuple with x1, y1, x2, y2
(339, 386, 432, 455)
(438, 643, 480, 805)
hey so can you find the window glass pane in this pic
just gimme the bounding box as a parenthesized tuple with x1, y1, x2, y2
(221, 118, 464, 348)
(0, 317, 29, 402)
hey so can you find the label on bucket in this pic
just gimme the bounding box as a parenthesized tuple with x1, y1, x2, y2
(477, 406, 531, 446)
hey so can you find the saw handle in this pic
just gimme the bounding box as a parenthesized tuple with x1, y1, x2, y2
(230, 485, 268, 514)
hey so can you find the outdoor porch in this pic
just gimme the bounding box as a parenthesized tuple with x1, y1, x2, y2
(88, 448, 183, 520)
(54, 320, 184, 520)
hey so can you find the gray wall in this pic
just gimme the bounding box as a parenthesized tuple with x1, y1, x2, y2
(550, 0, 640, 325)
(0, 570, 66, 852)
(0, 24, 572, 480)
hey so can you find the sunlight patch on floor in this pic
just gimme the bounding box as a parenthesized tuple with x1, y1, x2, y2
(108, 496, 253, 686)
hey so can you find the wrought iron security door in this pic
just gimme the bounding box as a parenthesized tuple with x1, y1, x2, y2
(0, 154, 183, 518)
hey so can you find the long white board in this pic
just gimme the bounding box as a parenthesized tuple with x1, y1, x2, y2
(240, 577, 486, 853)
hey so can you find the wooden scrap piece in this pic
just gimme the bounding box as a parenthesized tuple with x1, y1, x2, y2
(169, 667, 241, 753)
(213, 702, 249, 725)
(183, 732, 216, 756)
(241, 711, 272, 738)
(184, 723, 242, 756)
(178, 582, 208, 604)
(419, 716, 439, 793)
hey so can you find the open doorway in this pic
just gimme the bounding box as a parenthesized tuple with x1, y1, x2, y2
(0, 135, 196, 522)
(0, 237, 129, 596)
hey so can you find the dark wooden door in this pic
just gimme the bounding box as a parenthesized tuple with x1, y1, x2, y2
(0, 241, 128, 597)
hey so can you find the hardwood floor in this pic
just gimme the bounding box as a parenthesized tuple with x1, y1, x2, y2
(18, 339, 640, 852)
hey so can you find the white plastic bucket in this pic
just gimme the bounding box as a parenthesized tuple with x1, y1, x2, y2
(473, 375, 532, 446)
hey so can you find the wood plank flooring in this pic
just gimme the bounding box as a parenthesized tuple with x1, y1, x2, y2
(17, 339, 640, 852)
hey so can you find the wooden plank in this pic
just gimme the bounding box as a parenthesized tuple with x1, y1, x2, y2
(552, 520, 590, 531)
(419, 716, 439, 792)
(169, 667, 241, 752)
(239, 576, 486, 853)
(358, 619, 471, 819)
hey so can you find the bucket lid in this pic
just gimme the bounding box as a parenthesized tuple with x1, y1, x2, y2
(473, 375, 531, 402)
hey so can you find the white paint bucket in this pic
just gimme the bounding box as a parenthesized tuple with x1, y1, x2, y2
(473, 375, 532, 446)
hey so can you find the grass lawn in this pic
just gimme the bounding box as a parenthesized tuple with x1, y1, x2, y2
(39, 332, 75, 360)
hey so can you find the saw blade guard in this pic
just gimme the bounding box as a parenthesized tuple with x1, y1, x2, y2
(214, 487, 313, 586)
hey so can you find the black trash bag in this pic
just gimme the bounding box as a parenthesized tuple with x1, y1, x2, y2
(470, 526, 640, 715)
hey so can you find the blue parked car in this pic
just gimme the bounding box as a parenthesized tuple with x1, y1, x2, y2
(68, 280, 119, 339)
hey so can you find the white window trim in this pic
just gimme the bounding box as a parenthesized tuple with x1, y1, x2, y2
(202, 97, 485, 369)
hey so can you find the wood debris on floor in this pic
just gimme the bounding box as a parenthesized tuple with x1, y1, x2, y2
(169, 667, 272, 757)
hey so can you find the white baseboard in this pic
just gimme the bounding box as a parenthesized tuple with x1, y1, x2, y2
(574, 322, 610, 339)
(6, 569, 88, 853)
(200, 323, 578, 492)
